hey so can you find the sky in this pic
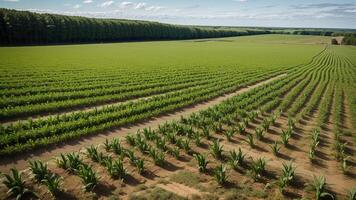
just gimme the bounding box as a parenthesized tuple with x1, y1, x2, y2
(1, 0, 356, 29)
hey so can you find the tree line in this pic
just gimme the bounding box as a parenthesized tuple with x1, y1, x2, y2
(0, 8, 270, 45)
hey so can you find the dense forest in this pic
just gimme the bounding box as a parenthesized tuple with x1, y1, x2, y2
(0, 8, 271, 45)
(1, 8, 356, 45)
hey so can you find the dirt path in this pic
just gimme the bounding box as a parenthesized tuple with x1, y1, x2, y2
(0, 74, 286, 173)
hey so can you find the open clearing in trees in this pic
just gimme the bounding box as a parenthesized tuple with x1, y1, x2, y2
(0, 35, 355, 199)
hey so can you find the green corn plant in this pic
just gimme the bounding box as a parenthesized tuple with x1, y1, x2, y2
(341, 155, 350, 173)
(270, 114, 277, 125)
(103, 139, 111, 152)
(288, 117, 295, 130)
(28, 160, 50, 182)
(247, 134, 254, 147)
(168, 146, 180, 159)
(270, 141, 281, 156)
(308, 176, 334, 200)
(248, 111, 257, 121)
(255, 127, 264, 140)
(214, 164, 228, 185)
(134, 159, 145, 174)
(194, 154, 208, 173)
(155, 137, 167, 151)
(261, 118, 270, 131)
(78, 165, 100, 192)
(42, 173, 62, 197)
(278, 162, 296, 190)
(86, 145, 106, 164)
(193, 132, 202, 146)
(347, 187, 356, 200)
(165, 132, 177, 144)
(210, 139, 223, 160)
(280, 129, 291, 146)
(2, 168, 37, 200)
(334, 141, 347, 161)
(202, 126, 211, 139)
(136, 136, 150, 153)
(309, 145, 316, 160)
(105, 159, 126, 179)
(243, 118, 250, 127)
(237, 123, 246, 134)
(126, 134, 136, 146)
(142, 127, 156, 141)
(57, 153, 83, 173)
(311, 129, 320, 142)
(224, 129, 235, 141)
(125, 149, 136, 164)
(228, 148, 245, 170)
(250, 158, 267, 181)
(149, 148, 165, 166)
(181, 138, 190, 153)
(111, 140, 124, 156)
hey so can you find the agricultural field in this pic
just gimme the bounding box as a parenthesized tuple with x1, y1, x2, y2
(0, 34, 355, 200)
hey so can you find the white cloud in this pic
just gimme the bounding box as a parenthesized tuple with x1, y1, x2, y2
(3, 0, 20, 2)
(118, 1, 163, 12)
(73, 4, 82, 9)
(83, 0, 93, 4)
(100, 1, 114, 8)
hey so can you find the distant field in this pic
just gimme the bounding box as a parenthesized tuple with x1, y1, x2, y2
(0, 34, 326, 70)
(0, 34, 355, 200)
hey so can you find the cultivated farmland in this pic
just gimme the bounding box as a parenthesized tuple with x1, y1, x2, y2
(0, 35, 355, 200)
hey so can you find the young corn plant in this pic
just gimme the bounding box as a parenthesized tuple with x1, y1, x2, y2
(308, 176, 334, 200)
(78, 165, 100, 192)
(28, 160, 50, 182)
(237, 123, 246, 135)
(105, 159, 126, 180)
(341, 156, 350, 173)
(309, 141, 319, 160)
(149, 148, 165, 166)
(202, 126, 211, 139)
(347, 188, 356, 200)
(42, 174, 62, 197)
(243, 118, 250, 127)
(250, 158, 267, 181)
(288, 117, 295, 130)
(103, 139, 111, 152)
(126, 134, 136, 146)
(168, 146, 180, 159)
(57, 153, 83, 173)
(181, 138, 191, 153)
(193, 132, 202, 146)
(228, 148, 245, 170)
(2, 168, 37, 200)
(247, 134, 254, 148)
(270, 114, 277, 125)
(255, 127, 265, 140)
(214, 164, 228, 185)
(224, 129, 235, 142)
(278, 162, 296, 191)
(125, 149, 136, 164)
(155, 137, 167, 151)
(143, 127, 156, 141)
(281, 129, 291, 146)
(261, 118, 270, 131)
(194, 154, 209, 173)
(270, 141, 281, 156)
(210, 139, 223, 160)
(166, 132, 177, 144)
(134, 159, 145, 174)
(86, 145, 106, 164)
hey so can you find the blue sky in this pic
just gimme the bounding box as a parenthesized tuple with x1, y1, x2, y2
(1, 0, 356, 28)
